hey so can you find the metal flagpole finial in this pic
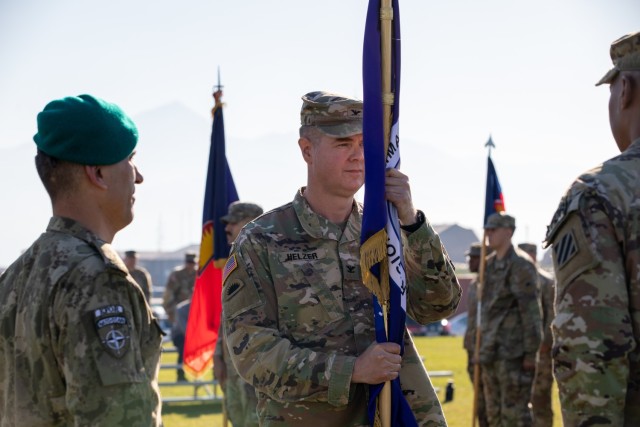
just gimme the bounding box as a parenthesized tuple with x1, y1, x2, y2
(485, 134, 495, 156)
(214, 66, 224, 92)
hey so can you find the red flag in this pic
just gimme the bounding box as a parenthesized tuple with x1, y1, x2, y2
(183, 95, 238, 377)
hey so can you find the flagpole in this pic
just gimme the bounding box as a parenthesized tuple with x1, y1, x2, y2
(472, 137, 496, 427)
(379, 1, 393, 426)
(471, 231, 487, 427)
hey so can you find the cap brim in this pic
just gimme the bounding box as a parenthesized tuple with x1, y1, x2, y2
(316, 122, 362, 138)
(596, 67, 619, 86)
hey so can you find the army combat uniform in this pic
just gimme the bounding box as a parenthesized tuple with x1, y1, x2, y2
(479, 246, 541, 426)
(222, 189, 461, 427)
(214, 323, 260, 426)
(162, 265, 196, 324)
(529, 268, 555, 427)
(130, 265, 153, 302)
(545, 138, 640, 426)
(464, 278, 489, 427)
(0, 216, 163, 426)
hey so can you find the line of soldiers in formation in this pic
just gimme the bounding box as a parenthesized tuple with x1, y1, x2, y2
(463, 216, 555, 427)
(0, 29, 639, 427)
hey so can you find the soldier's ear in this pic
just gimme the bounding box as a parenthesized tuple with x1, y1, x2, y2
(84, 165, 108, 190)
(298, 137, 313, 164)
(620, 74, 636, 109)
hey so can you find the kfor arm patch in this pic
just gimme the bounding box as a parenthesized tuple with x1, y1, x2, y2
(93, 304, 130, 359)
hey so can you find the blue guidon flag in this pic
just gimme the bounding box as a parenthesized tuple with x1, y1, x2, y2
(484, 155, 506, 224)
(361, 0, 417, 425)
(183, 94, 239, 378)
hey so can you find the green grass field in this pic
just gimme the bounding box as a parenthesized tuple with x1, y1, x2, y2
(160, 336, 562, 427)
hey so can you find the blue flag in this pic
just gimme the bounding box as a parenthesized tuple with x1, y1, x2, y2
(484, 156, 505, 224)
(362, 0, 417, 425)
(184, 99, 239, 377)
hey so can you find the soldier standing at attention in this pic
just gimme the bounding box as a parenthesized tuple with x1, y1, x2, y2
(545, 30, 640, 426)
(464, 242, 489, 427)
(479, 212, 541, 426)
(214, 201, 263, 427)
(0, 95, 163, 426)
(518, 243, 555, 427)
(162, 252, 197, 381)
(124, 249, 154, 301)
(221, 91, 461, 426)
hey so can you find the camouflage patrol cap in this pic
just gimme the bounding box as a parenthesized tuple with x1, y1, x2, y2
(484, 212, 516, 230)
(465, 242, 482, 257)
(221, 201, 263, 224)
(185, 252, 197, 264)
(300, 91, 363, 138)
(596, 30, 640, 86)
(517, 243, 537, 255)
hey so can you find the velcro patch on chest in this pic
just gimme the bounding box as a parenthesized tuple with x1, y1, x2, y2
(278, 249, 326, 262)
(93, 305, 130, 359)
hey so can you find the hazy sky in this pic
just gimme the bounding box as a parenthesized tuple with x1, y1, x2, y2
(1, 0, 638, 267)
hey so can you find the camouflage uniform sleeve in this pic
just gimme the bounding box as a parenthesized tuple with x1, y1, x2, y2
(162, 272, 177, 322)
(222, 236, 356, 407)
(546, 186, 634, 425)
(404, 218, 462, 324)
(51, 260, 161, 425)
(539, 274, 555, 348)
(509, 258, 541, 360)
(464, 280, 478, 352)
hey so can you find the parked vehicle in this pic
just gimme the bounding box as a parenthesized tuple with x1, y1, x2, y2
(443, 312, 468, 336)
(406, 317, 450, 336)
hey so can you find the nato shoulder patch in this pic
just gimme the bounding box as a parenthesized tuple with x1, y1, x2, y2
(93, 304, 130, 358)
(223, 254, 238, 284)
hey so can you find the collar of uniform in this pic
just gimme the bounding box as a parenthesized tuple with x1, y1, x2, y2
(46, 216, 129, 275)
(627, 137, 640, 152)
(293, 188, 363, 241)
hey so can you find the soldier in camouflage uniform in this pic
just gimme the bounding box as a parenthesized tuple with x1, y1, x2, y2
(479, 213, 541, 426)
(544, 30, 640, 426)
(464, 242, 489, 427)
(214, 201, 264, 427)
(0, 95, 163, 426)
(162, 252, 197, 381)
(124, 249, 154, 301)
(518, 243, 555, 427)
(221, 91, 461, 426)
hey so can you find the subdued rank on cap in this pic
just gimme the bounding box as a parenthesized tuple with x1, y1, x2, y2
(596, 30, 640, 86)
(185, 252, 197, 263)
(33, 94, 138, 165)
(518, 243, 537, 255)
(221, 201, 263, 224)
(465, 242, 482, 257)
(484, 212, 516, 230)
(300, 91, 363, 138)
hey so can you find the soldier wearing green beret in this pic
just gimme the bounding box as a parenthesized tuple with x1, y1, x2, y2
(479, 212, 541, 426)
(545, 30, 640, 426)
(221, 91, 461, 426)
(0, 95, 163, 425)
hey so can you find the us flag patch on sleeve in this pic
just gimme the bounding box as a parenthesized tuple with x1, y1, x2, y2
(223, 254, 238, 284)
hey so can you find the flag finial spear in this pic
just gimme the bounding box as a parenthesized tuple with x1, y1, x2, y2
(485, 134, 495, 156)
(214, 66, 224, 92)
(212, 67, 224, 112)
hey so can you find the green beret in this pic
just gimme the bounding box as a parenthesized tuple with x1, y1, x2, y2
(33, 94, 138, 165)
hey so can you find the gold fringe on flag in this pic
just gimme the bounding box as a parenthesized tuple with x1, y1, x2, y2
(359, 228, 391, 304)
